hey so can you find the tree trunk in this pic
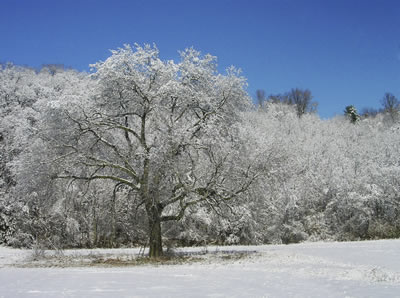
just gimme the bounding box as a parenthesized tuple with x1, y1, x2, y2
(148, 209, 163, 258)
(92, 205, 97, 247)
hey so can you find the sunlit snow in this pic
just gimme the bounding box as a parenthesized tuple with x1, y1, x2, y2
(0, 240, 399, 297)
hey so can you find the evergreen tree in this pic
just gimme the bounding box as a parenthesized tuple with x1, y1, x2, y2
(344, 105, 360, 123)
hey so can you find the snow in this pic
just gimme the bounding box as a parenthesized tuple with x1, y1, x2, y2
(0, 240, 399, 297)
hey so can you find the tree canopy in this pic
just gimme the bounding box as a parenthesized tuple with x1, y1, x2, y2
(1, 45, 400, 255)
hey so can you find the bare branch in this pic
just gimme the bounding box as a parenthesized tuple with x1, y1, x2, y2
(55, 174, 139, 190)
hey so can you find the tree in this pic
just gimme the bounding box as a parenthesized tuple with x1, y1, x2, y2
(52, 44, 258, 258)
(344, 105, 360, 124)
(256, 89, 266, 107)
(381, 92, 399, 122)
(287, 88, 317, 117)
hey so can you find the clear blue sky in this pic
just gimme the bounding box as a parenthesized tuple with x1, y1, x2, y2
(2, 0, 400, 118)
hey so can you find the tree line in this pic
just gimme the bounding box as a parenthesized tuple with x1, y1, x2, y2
(256, 88, 399, 123)
(1, 45, 399, 257)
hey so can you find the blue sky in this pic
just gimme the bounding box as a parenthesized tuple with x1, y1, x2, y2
(1, 0, 400, 118)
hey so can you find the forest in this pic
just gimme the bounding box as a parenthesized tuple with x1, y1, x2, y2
(1, 44, 399, 257)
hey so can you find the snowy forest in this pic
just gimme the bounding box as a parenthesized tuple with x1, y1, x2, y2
(1, 44, 399, 257)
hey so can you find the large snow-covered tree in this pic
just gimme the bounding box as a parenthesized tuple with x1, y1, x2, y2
(52, 44, 257, 257)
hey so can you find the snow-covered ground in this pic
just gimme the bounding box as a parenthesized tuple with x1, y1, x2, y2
(0, 240, 399, 297)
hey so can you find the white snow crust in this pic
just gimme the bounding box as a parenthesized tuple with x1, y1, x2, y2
(0, 240, 399, 297)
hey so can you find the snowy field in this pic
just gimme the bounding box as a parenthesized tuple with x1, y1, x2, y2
(0, 240, 400, 297)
